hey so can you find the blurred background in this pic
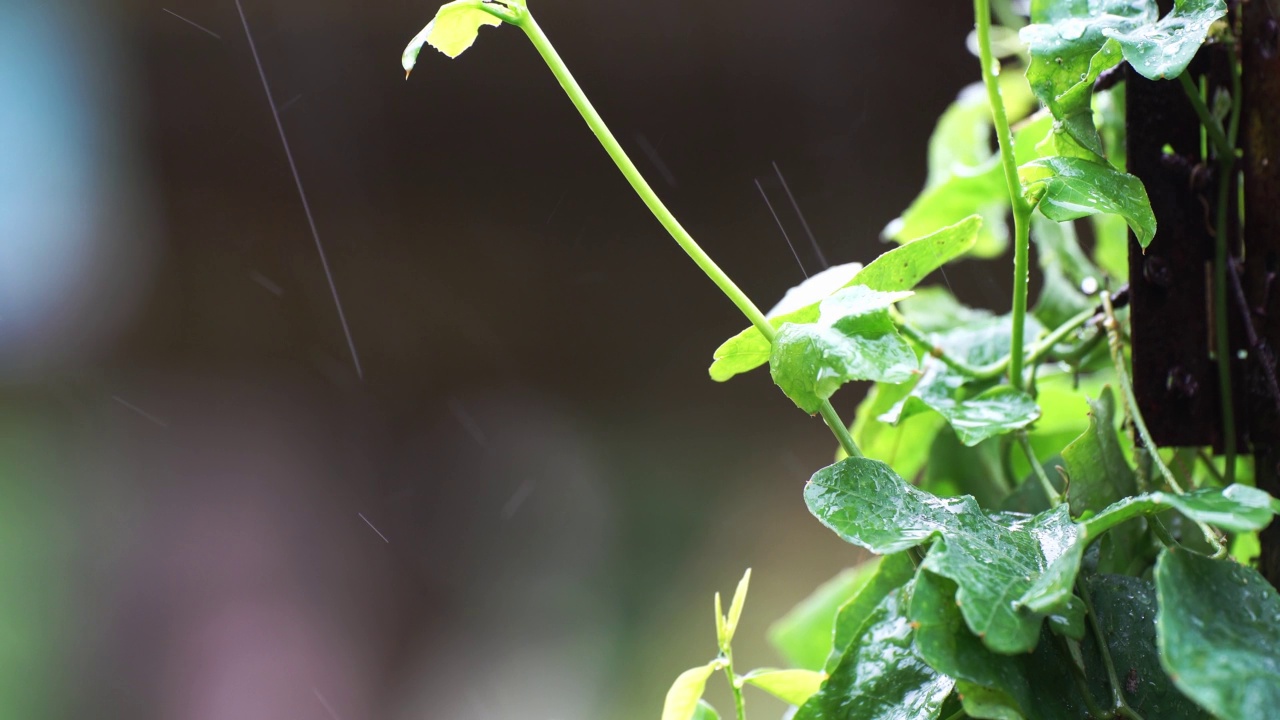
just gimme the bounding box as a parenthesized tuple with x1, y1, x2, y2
(0, 1, 1001, 718)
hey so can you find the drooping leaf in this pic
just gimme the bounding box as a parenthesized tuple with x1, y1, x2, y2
(402, 0, 503, 74)
(910, 572, 1094, 720)
(1085, 484, 1280, 537)
(1062, 387, 1137, 515)
(805, 458, 1083, 653)
(885, 79, 1036, 258)
(1020, 156, 1157, 247)
(769, 565, 877, 671)
(826, 552, 916, 672)
(881, 314, 1043, 446)
(1022, 0, 1156, 156)
(1084, 574, 1214, 719)
(767, 262, 866, 317)
(709, 217, 980, 382)
(1103, 0, 1227, 80)
(796, 587, 954, 720)
(1155, 549, 1280, 720)
(662, 661, 721, 720)
(740, 669, 826, 707)
(770, 287, 918, 412)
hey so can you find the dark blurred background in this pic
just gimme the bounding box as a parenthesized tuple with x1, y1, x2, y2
(1, 1, 996, 718)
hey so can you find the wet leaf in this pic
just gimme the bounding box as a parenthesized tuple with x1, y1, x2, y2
(1062, 387, 1137, 515)
(402, 0, 503, 73)
(1022, 0, 1156, 156)
(846, 380, 944, 477)
(709, 218, 980, 382)
(1156, 549, 1280, 720)
(796, 587, 954, 720)
(770, 565, 877, 671)
(740, 669, 826, 707)
(805, 458, 1083, 653)
(770, 287, 918, 412)
(1085, 574, 1213, 719)
(1020, 156, 1156, 247)
(1085, 484, 1279, 536)
(910, 572, 1094, 720)
(662, 661, 721, 720)
(1104, 0, 1227, 80)
(826, 552, 916, 672)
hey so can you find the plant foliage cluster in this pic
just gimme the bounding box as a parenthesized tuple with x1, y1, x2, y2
(403, 1, 1280, 718)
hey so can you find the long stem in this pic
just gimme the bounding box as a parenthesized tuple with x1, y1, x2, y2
(723, 650, 746, 720)
(1018, 431, 1062, 506)
(1078, 577, 1146, 720)
(974, 0, 1034, 391)
(515, 12, 863, 458)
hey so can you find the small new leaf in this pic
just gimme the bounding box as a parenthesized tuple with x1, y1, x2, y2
(725, 568, 751, 646)
(662, 661, 721, 720)
(740, 669, 826, 707)
(402, 0, 504, 76)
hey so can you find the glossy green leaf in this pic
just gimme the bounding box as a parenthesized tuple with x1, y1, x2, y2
(724, 567, 751, 646)
(740, 669, 826, 707)
(910, 572, 1094, 720)
(1085, 484, 1280, 537)
(709, 217, 979, 382)
(769, 565, 876, 671)
(1062, 387, 1137, 515)
(1104, 0, 1227, 80)
(662, 661, 721, 720)
(1030, 215, 1099, 330)
(1022, 0, 1156, 156)
(402, 0, 503, 73)
(766, 262, 865, 318)
(805, 458, 1083, 653)
(1156, 549, 1280, 719)
(796, 587, 954, 720)
(1021, 156, 1156, 247)
(770, 287, 918, 412)
(826, 552, 916, 672)
(1085, 574, 1214, 719)
(691, 700, 720, 720)
(886, 80, 1036, 258)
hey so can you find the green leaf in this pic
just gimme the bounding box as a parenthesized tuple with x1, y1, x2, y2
(402, 0, 503, 74)
(766, 262, 866, 318)
(662, 661, 721, 720)
(724, 567, 751, 646)
(714, 592, 727, 648)
(796, 587, 955, 720)
(1062, 387, 1137, 515)
(1085, 484, 1280, 537)
(1156, 549, 1280, 719)
(1104, 0, 1228, 80)
(1022, 0, 1156, 156)
(740, 669, 826, 707)
(691, 700, 720, 720)
(1030, 215, 1100, 330)
(885, 77, 1035, 258)
(709, 218, 980, 382)
(910, 572, 1094, 720)
(769, 565, 879, 671)
(805, 458, 1083, 653)
(846, 380, 945, 475)
(770, 287, 918, 412)
(826, 552, 916, 672)
(1085, 574, 1214, 719)
(1020, 156, 1157, 247)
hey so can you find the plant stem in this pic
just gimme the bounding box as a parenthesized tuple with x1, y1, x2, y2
(514, 11, 864, 458)
(894, 304, 1098, 381)
(974, 0, 1034, 391)
(1099, 291, 1186, 494)
(1178, 63, 1240, 486)
(1018, 431, 1062, 506)
(1079, 577, 1147, 720)
(722, 650, 746, 720)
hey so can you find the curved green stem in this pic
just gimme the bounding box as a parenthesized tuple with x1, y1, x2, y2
(974, 0, 1034, 391)
(894, 305, 1098, 381)
(1078, 577, 1146, 720)
(723, 653, 746, 720)
(513, 11, 863, 458)
(1018, 431, 1062, 506)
